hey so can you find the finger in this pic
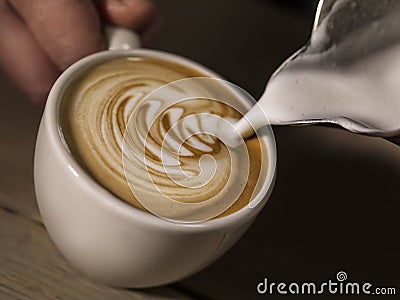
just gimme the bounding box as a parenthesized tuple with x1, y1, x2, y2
(141, 15, 164, 47)
(95, 0, 156, 31)
(0, 1, 59, 104)
(9, 0, 106, 71)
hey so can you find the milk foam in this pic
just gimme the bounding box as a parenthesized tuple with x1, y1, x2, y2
(253, 0, 400, 135)
(263, 45, 400, 131)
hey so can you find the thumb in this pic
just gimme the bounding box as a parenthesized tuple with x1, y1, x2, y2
(95, 0, 156, 31)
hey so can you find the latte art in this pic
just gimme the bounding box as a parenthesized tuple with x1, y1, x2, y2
(60, 57, 264, 221)
(124, 93, 252, 221)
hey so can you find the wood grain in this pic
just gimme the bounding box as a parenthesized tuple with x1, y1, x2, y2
(0, 208, 190, 300)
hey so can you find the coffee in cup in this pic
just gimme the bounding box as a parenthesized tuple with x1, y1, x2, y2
(59, 56, 265, 222)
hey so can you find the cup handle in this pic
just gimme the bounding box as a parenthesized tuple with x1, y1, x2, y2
(105, 26, 141, 50)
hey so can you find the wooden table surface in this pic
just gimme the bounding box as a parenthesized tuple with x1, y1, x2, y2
(1, 1, 400, 299)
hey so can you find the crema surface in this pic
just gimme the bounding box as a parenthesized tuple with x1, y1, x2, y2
(60, 57, 263, 221)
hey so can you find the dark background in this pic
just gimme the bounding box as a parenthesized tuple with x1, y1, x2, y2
(151, 1, 400, 299)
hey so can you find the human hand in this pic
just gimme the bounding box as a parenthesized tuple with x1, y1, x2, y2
(0, 0, 161, 104)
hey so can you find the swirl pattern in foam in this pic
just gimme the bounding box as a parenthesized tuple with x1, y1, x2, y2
(60, 57, 264, 222)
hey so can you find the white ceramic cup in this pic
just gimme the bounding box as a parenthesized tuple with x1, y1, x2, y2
(34, 28, 277, 288)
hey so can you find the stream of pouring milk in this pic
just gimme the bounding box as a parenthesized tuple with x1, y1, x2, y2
(237, 0, 400, 138)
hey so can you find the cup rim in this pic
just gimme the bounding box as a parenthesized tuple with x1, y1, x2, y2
(45, 48, 277, 231)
